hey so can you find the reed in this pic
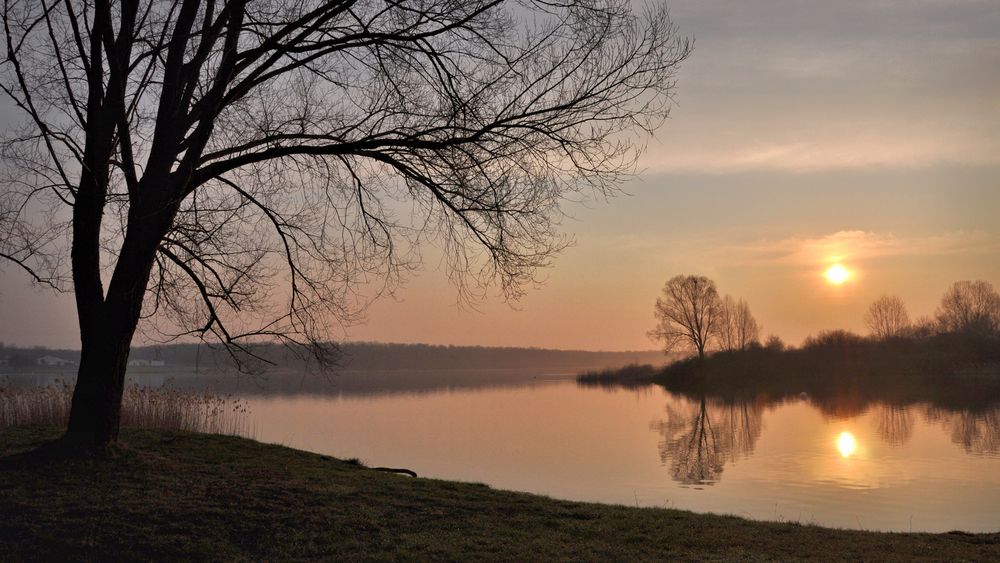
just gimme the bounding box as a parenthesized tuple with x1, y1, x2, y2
(0, 381, 250, 435)
(577, 363, 657, 388)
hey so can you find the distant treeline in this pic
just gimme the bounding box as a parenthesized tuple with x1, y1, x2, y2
(336, 342, 668, 371)
(0, 341, 668, 372)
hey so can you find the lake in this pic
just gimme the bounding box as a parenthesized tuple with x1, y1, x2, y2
(217, 369, 1000, 534)
(5, 367, 999, 533)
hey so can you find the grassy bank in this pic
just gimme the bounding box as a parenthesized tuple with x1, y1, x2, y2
(1, 427, 998, 561)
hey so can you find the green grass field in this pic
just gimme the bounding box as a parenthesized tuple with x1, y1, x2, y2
(1, 427, 998, 561)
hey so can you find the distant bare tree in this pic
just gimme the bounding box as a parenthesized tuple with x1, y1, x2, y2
(0, 0, 691, 449)
(717, 295, 736, 351)
(717, 295, 760, 352)
(864, 295, 910, 340)
(936, 281, 1000, 336)
(649, 275, 721, 360)
(907, 315, 939, 338)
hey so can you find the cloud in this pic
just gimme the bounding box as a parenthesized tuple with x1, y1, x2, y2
(635, 0, 1000, 175)
(576, 230, 1000, 275)
(730, 230, 1000, 266)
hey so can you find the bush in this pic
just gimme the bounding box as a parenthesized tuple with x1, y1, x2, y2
(801, 329, 865, 350)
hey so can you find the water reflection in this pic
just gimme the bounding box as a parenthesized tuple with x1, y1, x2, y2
(926, 408, 1000, 456)
(636, 387, 1000, 486)
(876, 405, 913, 446)
(2, 368, 579, 399)
(650, 396, 763, 485)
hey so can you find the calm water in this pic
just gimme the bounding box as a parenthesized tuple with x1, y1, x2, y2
(233, 371, 1000, 533)
(7, 368, 998, 532)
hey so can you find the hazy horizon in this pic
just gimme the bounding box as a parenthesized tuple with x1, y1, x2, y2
(2, 0, 998, 351)
(0, 339, 665, 355)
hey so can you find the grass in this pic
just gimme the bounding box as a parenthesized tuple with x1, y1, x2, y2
(1, 427, 998, 561)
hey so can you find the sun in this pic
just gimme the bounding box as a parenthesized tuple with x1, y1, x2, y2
(824, 263, 851, 285)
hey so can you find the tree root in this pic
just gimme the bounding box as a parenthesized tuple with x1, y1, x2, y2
(372, 466, 417, 477)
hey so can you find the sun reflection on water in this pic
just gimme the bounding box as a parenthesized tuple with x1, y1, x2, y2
(837, 431, 858, 458)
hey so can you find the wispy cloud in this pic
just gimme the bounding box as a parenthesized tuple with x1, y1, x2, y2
(645, 133, 1000, 174)
(730, 230, 1000, 266)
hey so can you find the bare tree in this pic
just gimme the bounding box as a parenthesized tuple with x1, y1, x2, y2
(649, 275, 720, 360)
(0, 0, 690, 448)
(864, 295, 910, 340)
(936, 281, 1000, 336)
(717, 295, 736, 352)
(717, 295, 760, 352)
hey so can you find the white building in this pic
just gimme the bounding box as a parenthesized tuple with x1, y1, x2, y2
(36, 355, 76, 367)
(128, 359, 166, 367)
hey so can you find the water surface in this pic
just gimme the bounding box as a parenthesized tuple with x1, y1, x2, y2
(233, 371, 1000, 533)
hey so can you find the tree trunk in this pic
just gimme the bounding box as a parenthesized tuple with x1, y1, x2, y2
(64, 302, 142, 447)
(64, 196, 178, 450)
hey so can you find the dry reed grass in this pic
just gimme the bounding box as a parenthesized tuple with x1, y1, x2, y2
(0, 380, 250, 435)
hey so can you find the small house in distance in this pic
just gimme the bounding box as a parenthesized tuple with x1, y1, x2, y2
(36, 355, 76, 367)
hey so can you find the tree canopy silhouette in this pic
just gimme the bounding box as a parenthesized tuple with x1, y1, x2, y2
(936, 280, 1000, 337)
(649, 275, 721, 360)
(0, 0, 690, 448)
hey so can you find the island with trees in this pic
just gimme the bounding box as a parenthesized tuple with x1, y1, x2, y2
(581, 277, 1000, 411)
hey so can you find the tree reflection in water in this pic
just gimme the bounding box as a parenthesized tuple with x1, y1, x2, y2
(651, 396, 763, 485)
(876, 404, 914, 446)
(925, 407, 1000, 456)
(643, 392, 1000, 486)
